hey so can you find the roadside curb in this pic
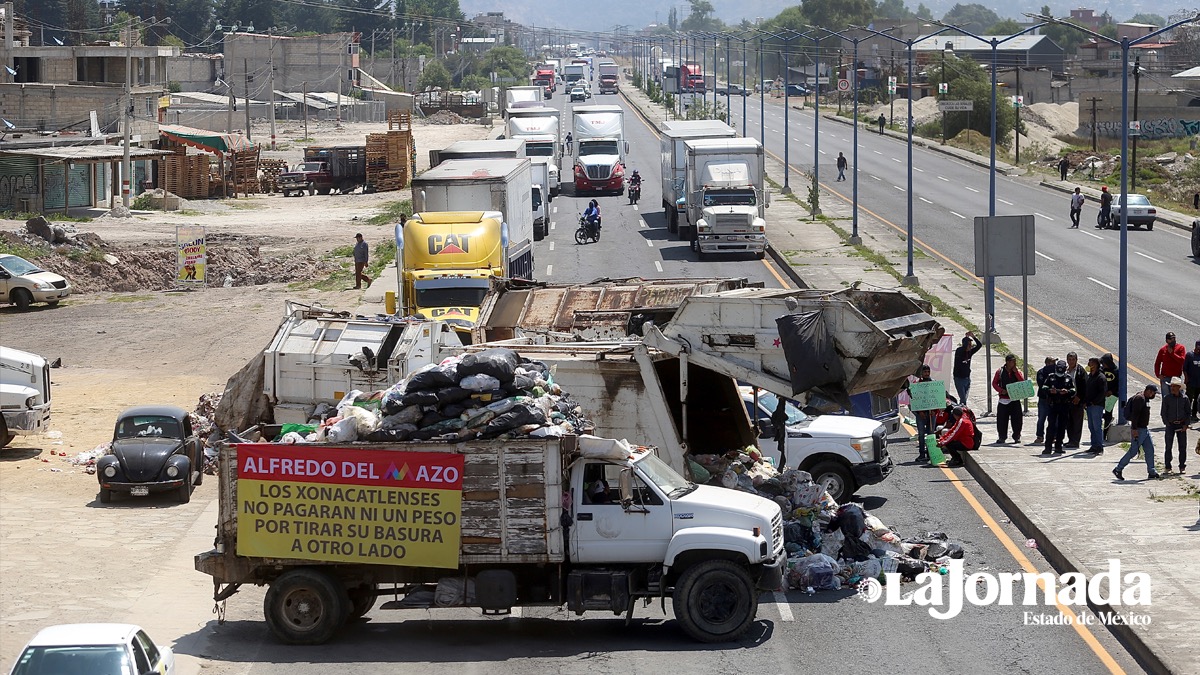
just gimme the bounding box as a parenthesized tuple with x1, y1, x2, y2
(1036, 180, 1195, 232)
(766, 244, 808, 289)
(960, 451, 1173, 675)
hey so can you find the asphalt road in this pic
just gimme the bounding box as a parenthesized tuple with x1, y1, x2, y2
(170, 88, 1145, 675)
(698, 88, 1200, 385)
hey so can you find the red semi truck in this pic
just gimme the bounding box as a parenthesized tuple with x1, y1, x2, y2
(681, 62, 705, 92)
(533, 67, 556, 98)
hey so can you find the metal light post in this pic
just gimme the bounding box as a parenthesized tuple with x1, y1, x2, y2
(755, 29, 804, 193)
(1027, 12, 1200, 415)
(823, 26, 873, 244)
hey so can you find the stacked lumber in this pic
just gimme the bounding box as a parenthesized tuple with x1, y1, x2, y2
(387, 110, 412, 131)
(157, 154, 211, 200)
(364, 129, 415, 192)
(259, 159, 289, 194)
(229, 148, 261, 196)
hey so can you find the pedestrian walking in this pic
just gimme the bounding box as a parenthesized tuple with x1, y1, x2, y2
(352, 233, 371, 289)
(1183, 339, 1200, 421)
(991, 354, 1025, 443)
(1064, 351, 1087, 448)
(952, 332, 982, 405)
(1058, 156, 1069, 181)
(1083, 357, 1107, 453)
(878, 113, 886, 134)
(1034, 356, 1056, 444)
(1100, 352, 1120, 438)
(1161, 377, 1189, 474)
(1113, 384, 1159, 481)
(1154, 331, 1186, 392)
(1098, 186, 1113, 228)
(1069, 187, 1084, 228)
(1040, 359, 1074, 455)
(836, 152, 848, 181)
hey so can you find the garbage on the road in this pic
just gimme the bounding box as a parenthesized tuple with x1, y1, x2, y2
(68, 443, 111, 475)
(259, 348, 594, 444)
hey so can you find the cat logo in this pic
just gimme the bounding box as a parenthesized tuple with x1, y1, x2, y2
(429, 307, 471, 319)
(428, 234, 470, 255)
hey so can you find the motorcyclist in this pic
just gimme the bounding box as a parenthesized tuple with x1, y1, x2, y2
(565, 132, 573, 154)
(628, 170, 642, 203)
(583, 199, 601, 235)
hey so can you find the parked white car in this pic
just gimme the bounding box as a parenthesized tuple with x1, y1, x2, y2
(0, 254, 71, 309)
(8, 623, 175, 675)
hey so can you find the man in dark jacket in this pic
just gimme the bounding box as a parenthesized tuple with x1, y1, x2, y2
(1041, 359, 1075, 455)
(1034, 357, 1056, 444)
(1100, 353, 1120, 438)
(1161, 377, 1189, 474)
(1083, 357, 1108, 453)
(952, 332, 982, 406)
(1114, 384, 1159, 481)
(1183, 339, 1200, 421)
(1064, 351, 1088, 448)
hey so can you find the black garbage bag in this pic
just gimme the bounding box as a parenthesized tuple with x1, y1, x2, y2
(481, 403, 546, 437)
(458, 348, 520, 383)
(776, 310, 850, 408)
(364, 427, 414, 442)
(407, 363, 460, 391)
(435, 387, 471, 405)
(828, 504, 872, 561)
(419, 410, 448, 428)
(441, 403, 469, 418)
(401, 390, 440, 407)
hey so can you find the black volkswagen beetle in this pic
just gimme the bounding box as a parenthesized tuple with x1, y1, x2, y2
(97, 405, 202, 504)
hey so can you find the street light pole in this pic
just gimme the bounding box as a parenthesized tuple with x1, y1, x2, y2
(1131, 56, 1140, 193)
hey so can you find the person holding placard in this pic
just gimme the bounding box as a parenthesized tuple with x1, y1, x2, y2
(1100, 353, 1121, 438)
(904, 364, 937, 461)
(991, 354, 1026, 444)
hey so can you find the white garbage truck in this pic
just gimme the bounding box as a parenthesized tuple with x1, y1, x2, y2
(0, 346, 52, 448)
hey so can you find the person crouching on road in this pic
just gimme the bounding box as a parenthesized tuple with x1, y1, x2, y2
(1083, 357, 1108, 453)
(937, 406, 976, 467)
(1114, 384, 1159, 481)
(352, 233, 371, 290)
(1161, 377, 1189, 475)
(992, 354, 1025, 444)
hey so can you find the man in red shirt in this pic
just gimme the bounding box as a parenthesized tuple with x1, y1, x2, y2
(1154, 331, 1187, 391)
(937, 406, 976, 467)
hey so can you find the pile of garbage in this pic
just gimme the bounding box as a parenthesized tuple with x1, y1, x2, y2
(270, 348, 594, 444)
(690, 450, 965, 593)
(423, 110, 467, 125)
(69, 443, 112, 475)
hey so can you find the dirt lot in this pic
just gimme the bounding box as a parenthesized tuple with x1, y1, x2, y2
(0, 117, 491, 668)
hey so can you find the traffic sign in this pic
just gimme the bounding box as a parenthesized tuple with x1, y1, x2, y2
(837, 78, 850, 92)
(1129, 120, 1141, 136)
(938, 82, 948, 94)
(938, 100, 973, 112)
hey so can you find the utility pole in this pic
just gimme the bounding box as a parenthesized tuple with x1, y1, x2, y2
(1131, 56, 1141, 193)
(243, 57, 252, 141)
(390, 28, 396, 87)
(1014, 67, 1022, 165)
(337, 34, 344, 123)
(302, 81, 309, 140)
(1088, 96, 1101, 151)
(268, 36, 276, 150)
(122, 20, 132, 207)
(226, 77, 234, 134)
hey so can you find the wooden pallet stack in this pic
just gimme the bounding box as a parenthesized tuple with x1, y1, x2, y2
(259, 159, 289, 194)
(364, 124, 415, 192)
(229, 148, 261, 196)
(158, 154, 211, 200)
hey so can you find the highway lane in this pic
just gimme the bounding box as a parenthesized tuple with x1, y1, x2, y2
(709, 90, 1200, 379)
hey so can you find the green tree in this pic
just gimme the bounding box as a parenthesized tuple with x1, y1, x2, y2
(162, 0, 213, 47)
(681, 0, 723, 31)
(460, 74, 489, 91)
(481, 45, 529, 81)
(65, 0, 101, 37)
(1126, 13, 1164, 26)
(802, 0, 874, 32)
(876, 0, 914, 20)
(335, 0, 387, 33)
(940, 54, 1016, 143)
(212, 0, 277, 36)
(1039, 5, 1085, 54)
(915, 3, 933, 19)
(417, 59, 451, 89)
(987, 19, 1022, 34)
(281, 3, 337, 35)
(941, 3, 1000, 34)
(761, 6, 806, 33)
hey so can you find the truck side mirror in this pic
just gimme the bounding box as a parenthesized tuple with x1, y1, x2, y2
(624, 141, 630, 154)
(756, 419, 775, 439)
(618, 468, 633, 508)
(764, 189, 771, 207)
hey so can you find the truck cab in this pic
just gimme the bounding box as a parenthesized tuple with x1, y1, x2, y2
(0, 346, 52, 448)
(279, 161, 328, 197)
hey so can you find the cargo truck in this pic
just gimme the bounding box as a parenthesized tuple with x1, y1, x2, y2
(572, 105, 627, 195)
(660, 120, 737, 234)
(503, 85, 544, 112)
(681, 62, 705, 92)
(563, 63, 586, 85)
(428, 138, 526, 171)
(397, 211, 508, 330)
(195, 434, 784, 645)
(597, 62, 619, 94)
(1, 346, 52, 448)
(505, 108, 561, 197)
(280, 146, 367, 195)
(533, 66, 556, 97)
(683, 138, 768, 258)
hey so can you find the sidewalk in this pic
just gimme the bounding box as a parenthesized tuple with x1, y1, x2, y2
(620, 83, 1199, 674)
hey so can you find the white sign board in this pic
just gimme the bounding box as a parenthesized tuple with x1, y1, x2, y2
(938, 100, 974, 112)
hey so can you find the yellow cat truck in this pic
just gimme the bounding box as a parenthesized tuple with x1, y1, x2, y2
(399, 211, 506, 335)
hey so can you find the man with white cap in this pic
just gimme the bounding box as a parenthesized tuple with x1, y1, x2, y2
(1114, 384, 1159, 481)
(1161, 377, 1189, 474)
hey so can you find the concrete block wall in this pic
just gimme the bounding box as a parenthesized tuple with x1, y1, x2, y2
(166, 55, 224, 92)
(0, 83, 160, 138)
(224, 33, 355, 94)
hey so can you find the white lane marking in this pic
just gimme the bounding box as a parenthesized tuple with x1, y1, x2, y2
(1135, 251, 1163, 263)
(548, 242, 555, 251)
(893, 185, 906, 192)
(914, 167, 924, 173)
(552, 206, 557, 214)
(647, 239, 654, 248)
(1036, 251, 1055, 261)
(858, 144, 866, 149)
(949, 211, 965, 219)
(550, 222, 556, 230)
(998, 198, 1013, 205)
(1162, 309, 1199, 327)
(511, 607, 522, 618)
(937, 176, 950, 182)
(874, 150, 883, 155)
(545, 264, 553, 276)
(819, 149, 827, 155)
(654, 260, 664, 273)
(1035, 212, 1053, 221)
(964, 186, 980, 193)
(773, 592, 794, 621)
(639, 218, 648, 228)
(803, 143, 811, 148)
(919, 197, 932, 204)
(891, 157, 902, 163)
(1082, 230, 1104, 240)
(1165, 230, 1189, 239)
(1088, 277, 1116, 291)
(633, 205, 639, 212)
(870, 175, 881, 181)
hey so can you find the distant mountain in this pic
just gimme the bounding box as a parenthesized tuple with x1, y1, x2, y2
(460, 0, 1181, 33)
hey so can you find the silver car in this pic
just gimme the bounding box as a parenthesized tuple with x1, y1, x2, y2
(0, 254, 71, 309)
(1114, 193, 1157, 230)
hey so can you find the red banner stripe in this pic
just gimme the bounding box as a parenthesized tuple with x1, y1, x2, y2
(236, 444, 464, 490)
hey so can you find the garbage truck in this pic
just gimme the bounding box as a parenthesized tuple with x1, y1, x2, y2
(505, 107, 561, 197)
(0, 346, 52, 448)
(660, 120, 737, 234)
(195, 432, 784, 645)
(243, 283, 942, 499)
(683, 138, 769, 258)
(572, 105, 627, 195)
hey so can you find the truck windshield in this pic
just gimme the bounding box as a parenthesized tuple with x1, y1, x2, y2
(525, 142, 554, 157)
(298, 162, 323, 172)
(703, 189, 756, 206)
(414, 286, 489, 309)
(579, 141, 619, 156)
(636, 453, 692, 497)
(756, 392, 809, 425)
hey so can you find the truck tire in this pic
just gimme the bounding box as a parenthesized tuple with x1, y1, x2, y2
(0, 417, 12, 447)
(672, 559, 757, 643)
(807, 460, 854, 502)
(346, 582, 379, 620)
(265, 569, 349, 644)
(177, 474, 192, 504)
(317, 187, 331, 195)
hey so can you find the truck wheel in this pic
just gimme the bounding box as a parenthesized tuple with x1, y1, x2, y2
(11, 288, 33, 309)
(0, 417, 12, 448)
(807, 460, 854, 502)
(98, 487, 112, 503)
(265, 569, 349, 645)
(317, 187, 331, 195)
(672, 559, 757, 643)
(346, 583, 379, 620)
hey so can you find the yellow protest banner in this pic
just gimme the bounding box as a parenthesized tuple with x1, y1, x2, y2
(235, 444, 463, 569)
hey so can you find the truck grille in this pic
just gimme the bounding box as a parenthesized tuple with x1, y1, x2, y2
(51, 280, 67, 289)
(874, 427, 887, 459)
(585, 165, 612, 181)
(711, 213, 749, 230)
(771, 511, 784, 557)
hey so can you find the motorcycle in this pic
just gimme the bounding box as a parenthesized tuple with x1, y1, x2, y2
(575, 213, 601, 245)
(628, 179, 641, 205)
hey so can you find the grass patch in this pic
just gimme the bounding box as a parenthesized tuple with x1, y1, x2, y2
(66, 247, 107, 263)
(293, 137, 316, 143)
(0, 211, 92, 223)
(108, 294, 155, 303)
(228, 200, 265, 211)
(0, 241, 49, 259)
(294, 239, 398, 292)
(367, 199, 413, 226)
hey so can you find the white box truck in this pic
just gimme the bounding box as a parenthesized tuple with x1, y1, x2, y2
(503, 85, 543, 112)
(684, 138, 769, 258)
(428, 138, 527, 170)
(1, 346, 52, 447)
(572, 105, 627, 195)
(505, 107, 561, 197)
(660, 120, 737, 235)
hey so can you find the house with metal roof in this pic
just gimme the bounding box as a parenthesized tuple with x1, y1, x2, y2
(909, 34, 1065, 72)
